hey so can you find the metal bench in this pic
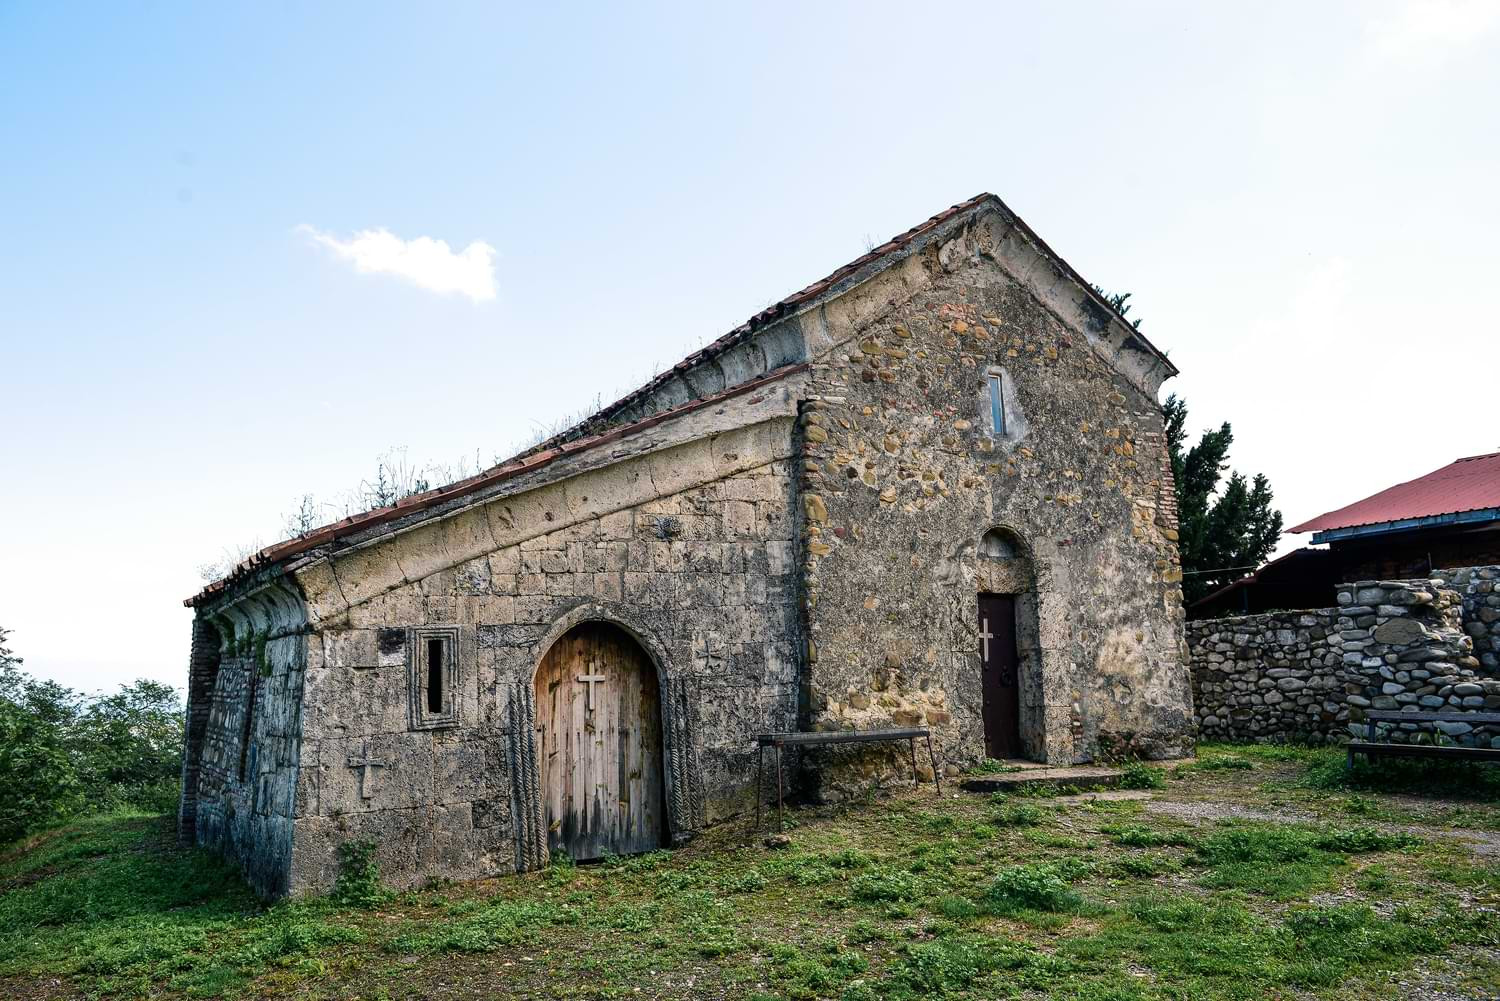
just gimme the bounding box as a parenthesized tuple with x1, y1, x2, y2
(1347, 709, 1500, 768)
(753, 727, 941, 830)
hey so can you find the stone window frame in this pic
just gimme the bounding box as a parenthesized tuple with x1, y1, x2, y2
(982, 366, 1016, 440)
(409, 625, 461, 730)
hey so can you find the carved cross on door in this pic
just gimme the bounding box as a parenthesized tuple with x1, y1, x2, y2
(346, 748, 387, 800)
(576, 673, 607, 713)
(978, 618, 994, 663)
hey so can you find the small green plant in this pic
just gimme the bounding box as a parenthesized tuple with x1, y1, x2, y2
(717, 867, 768, 894)
(331, 838, 385, 907)
(993, 802, 1046, 827)
(1118, 761, 1166, 790)
(984, 863, 1081, 913)
(850, 865, 921, 903)
(1102, 824, 1194, 849)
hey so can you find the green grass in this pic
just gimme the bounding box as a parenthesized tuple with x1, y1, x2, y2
(3, 747, 1498, 1000)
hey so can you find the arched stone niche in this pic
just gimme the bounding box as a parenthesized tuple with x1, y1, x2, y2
(961, 527, 1075, 764)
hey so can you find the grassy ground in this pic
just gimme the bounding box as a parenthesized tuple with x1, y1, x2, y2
(3, 744, 1499, 1000)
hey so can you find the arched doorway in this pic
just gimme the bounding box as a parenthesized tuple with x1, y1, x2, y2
(533, 622, 667, 861)
(976, 527, 1034, 760)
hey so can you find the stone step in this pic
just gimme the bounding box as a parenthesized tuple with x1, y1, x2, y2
(958, 764, 1125, 794)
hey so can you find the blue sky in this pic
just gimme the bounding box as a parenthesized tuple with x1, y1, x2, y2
(3, 1, 1497, 690)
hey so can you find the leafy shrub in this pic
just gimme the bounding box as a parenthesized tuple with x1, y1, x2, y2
(993, 802, 1046, 827)
(935, 895, 980, 920)
(1314, 827, 1420, 853)
(717, 868, 767, 894)
(984, 863, 1081, 913)
(1118, 761, 1166, 790)
(331, 838, 385, 907)
(769, 942, 869, 997)
(1103, 824, 1194, 849)
(888, 936, 1068, 995)
(850, 865, 920, 903)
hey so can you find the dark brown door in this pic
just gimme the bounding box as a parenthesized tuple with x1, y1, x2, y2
(978, 594, 1022, 759)
(534, 623, 667, 861)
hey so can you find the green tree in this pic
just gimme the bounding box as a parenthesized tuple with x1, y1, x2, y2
(0, 628, 185, 842)
(73, 680, 184, 813)
(1163, 395, 1284, 603)
(0, 628, 85, 843)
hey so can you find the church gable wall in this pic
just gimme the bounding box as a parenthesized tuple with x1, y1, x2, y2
(286, 421, 801, 894)
(796, 233, 1191, 793)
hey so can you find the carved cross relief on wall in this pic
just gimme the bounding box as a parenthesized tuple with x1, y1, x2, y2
(346, 744, 387, 800)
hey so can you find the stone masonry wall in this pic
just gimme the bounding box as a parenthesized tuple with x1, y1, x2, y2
(795, 218, 1192, 796)
(286, 426, 801, 893)
(191, 621, 308, 898)
(1190, 571, 1500, 748)
(1431, 566, 1500, 672)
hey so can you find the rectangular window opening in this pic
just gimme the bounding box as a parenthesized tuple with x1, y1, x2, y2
(426, 638, 445, 714)
(988, 374, 1006, 435)
(410, 626, 460, 730)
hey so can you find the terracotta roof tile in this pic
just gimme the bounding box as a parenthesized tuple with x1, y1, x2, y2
(184, 363, 806, 607)
(188, 193, 1169, 607)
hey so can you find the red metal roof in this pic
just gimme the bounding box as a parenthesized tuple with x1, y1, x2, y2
(1289, 452, 1500, 534)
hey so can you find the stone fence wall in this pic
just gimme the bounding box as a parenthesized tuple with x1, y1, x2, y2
(1190, 567, 1500, 748)
(1431, 566, 1500, 672)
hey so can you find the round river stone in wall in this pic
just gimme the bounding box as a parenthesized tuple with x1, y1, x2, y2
(1372, 618, 1431, 646)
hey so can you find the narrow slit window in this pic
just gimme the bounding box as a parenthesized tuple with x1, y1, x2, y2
(426, 638, 445, 713)
(410, 626, 460, 730)
(988, 374, 1006, 435)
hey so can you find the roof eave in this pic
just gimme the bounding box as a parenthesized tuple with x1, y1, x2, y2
(1307, 508, 1500, 544)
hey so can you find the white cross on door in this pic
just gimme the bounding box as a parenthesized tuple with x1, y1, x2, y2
(978, 618, 994, 663)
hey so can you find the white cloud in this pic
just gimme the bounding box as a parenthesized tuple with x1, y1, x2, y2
(1364, 0, 1500, 65)
(298, 225, 497, 302)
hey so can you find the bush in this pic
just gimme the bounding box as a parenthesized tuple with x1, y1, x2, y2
(331, 839, 385, 907)
(850, 866, 921, 903)
(993, 802, 1047, 827)
(1118, 761, 1166, 790)
(984, 863, 1081, 913)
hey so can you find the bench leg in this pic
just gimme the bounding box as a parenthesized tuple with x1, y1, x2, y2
(1347, 744, 1354, 770)
(910, 738, 919, 787)
(926, 733, 942, 795)
(755, 744, 764, 832)
(776, 743, 784, 832)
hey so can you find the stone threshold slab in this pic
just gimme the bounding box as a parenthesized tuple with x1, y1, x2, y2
(957, 764, 1124, 794)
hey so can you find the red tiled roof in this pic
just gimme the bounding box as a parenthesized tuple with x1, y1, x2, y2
(184, 364, 807, 607)
(531, 192, 1175, 451)
(188, 193, 1172, 608)
(1289, 452, 1500, 535)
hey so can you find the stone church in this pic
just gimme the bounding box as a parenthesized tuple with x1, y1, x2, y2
(180, 194, 1193, 897)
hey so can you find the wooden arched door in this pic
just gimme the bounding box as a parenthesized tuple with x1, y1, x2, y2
(534, 622, 667, 861)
